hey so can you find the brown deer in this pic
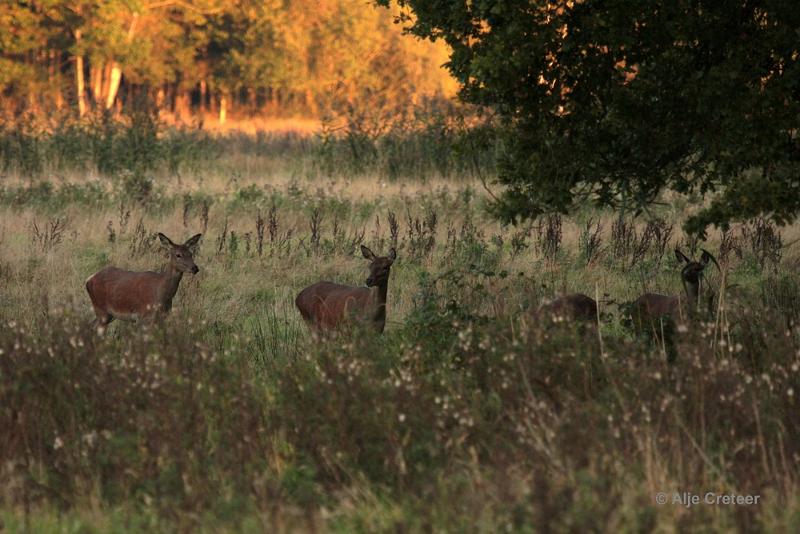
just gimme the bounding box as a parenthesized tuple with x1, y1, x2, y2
(295, 245, 396, 333)
(85, 233, 202, 328)
(632, 248, 719, 329)
(535, 293, 598, 322)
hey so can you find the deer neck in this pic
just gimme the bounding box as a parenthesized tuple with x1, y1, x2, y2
(683, 278, 699, 311)
(160, 262, 184, 307)
(369, 280, 389, 319)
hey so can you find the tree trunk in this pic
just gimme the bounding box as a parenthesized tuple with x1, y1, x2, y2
(305, 89, 315, 115)
(155, 86, 166, 109)
(26, 49, 38, 113)
(101, 62, 112, 107)
(75, 56, 86, 117)
(74, 31, 87, 117)
(48, 49, 60, 110)
(265, 87, 279, 114)
(126, 81, 133, 109)
(27, 83, 38, 113)
(106, 63, 122, 110)
(104, 14, 139, 111)
(247, 88, 256, 113)
(209, 88, 217, 115)
(219, 92, 227, 125)
(199, 79, 208, 111)
(198, 80, 207, 127)
(175, 90, 190, 121)
(91, 63, 103, 105)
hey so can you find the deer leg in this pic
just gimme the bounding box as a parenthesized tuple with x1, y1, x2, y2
(91, 308, 113, 332)
(141, 310, 163, 327)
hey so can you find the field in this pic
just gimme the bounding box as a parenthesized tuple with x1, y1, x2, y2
(2, 116, 800, 532)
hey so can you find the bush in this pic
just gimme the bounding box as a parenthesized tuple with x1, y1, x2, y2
(2, 263, 799, 530)
(0, 317, 273, 519)
(0, 111, 215, 178)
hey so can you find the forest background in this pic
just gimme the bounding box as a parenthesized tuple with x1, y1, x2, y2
(1, 0, 456, 130)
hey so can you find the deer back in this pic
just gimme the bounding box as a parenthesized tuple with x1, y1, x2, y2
(86, 267, 174, 319)
(296, 281, 379, 332)
(296, 245, 396, 334)
(632, 293, 682, 325)
(536, 293, 598, 322)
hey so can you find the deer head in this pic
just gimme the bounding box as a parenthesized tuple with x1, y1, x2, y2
(675, 248, 719, 307)
(361, 245, 396, 287)
(158, 233, 202, 274)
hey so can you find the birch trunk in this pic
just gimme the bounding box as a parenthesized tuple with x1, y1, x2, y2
(105, 14, 138, 111)
(219, 93, 227, 125)
(74, 31, 86, 117)
(105, 63, 122, 110)
(75, 56, 86, 116)
(90, 63, 102, 105)
(101, 63, 112, 106)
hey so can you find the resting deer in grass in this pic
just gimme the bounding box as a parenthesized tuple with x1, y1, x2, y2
(632, 248, 719, 330)
(295, 245, 396, 333)
(535, 293, 598, 322)
(85, 233, 202, 328)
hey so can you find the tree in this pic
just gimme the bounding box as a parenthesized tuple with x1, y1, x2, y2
(0, 1, 73, 113)
(0, 3, 44, 97)
(378, 0, 800, 235)
(0, 0, 455, 121)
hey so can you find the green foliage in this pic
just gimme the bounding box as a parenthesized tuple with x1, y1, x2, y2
(0, 181, 108, 210)
(0, 112, 216, 178)
(0, 108, 493, 185)
(380, 0, 800, 235)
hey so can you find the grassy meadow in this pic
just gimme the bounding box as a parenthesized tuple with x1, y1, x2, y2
(2, 115, 800, 532)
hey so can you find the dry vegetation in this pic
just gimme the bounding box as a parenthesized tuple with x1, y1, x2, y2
(1, 117, 800, 532)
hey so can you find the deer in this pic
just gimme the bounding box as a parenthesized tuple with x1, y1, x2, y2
(631, 248, 720, 331)
(295, 245, 396, 334)
(535, 293, 599, 322)
(85, 232, 202, 329)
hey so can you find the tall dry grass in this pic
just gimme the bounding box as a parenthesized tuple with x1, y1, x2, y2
(1, 119, 800, 531)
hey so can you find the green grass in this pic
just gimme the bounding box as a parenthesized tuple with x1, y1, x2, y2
(1, 121, 799, 532)
(0, 109, 493, 185)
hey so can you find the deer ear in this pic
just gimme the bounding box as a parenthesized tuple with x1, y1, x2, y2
(361, 245, 375, 260)
(700, 249, 720, 271)
(387, 247, 397, 262)
(675, 249, 690, 264)
(184, 233, 202, 250)
(158, 233, 174, 247)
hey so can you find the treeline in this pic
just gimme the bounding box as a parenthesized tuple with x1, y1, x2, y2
(0, 1, 455, 122)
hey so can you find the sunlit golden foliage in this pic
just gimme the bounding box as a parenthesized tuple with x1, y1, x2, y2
(0, 0, 456, 122)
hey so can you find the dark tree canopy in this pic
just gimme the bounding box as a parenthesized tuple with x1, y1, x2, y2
(379, 0, 800, 235)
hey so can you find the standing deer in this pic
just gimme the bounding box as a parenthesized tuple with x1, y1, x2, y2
(85, 233, 202, 328)
(535, 293, 598, 322)
(632, 248, 719, 329)
(295, 245, 396, 333)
